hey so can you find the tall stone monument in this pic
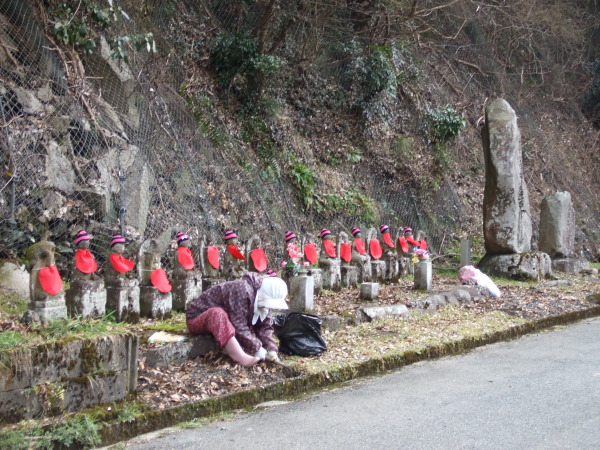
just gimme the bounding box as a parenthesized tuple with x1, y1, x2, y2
(538, 191, 589, 273)
(138, 238, 172, 319)
(479, 98, 551, 280)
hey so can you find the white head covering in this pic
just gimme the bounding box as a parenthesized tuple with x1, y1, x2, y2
(253, 277, 288, 325)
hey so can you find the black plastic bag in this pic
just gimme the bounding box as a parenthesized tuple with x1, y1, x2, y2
(272, 312, 327, 356)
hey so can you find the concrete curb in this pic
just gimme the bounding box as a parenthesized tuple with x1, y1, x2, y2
(99, 306, 600, 446)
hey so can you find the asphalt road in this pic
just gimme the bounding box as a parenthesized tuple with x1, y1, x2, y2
(125, 317, 600, 450)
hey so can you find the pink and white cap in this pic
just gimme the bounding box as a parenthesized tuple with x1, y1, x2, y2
(74, 230, 91, 245)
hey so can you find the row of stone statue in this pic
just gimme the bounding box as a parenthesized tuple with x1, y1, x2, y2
(26, 225, 428, 324)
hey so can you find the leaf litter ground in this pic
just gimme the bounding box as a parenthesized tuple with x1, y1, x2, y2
(135, 271, 599, 411)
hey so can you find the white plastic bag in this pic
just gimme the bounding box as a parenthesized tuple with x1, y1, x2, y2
(458, 265, 501, 297)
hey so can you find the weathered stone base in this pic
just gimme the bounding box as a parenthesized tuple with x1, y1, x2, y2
(308, 268, 322, 295)
(398, 256, 413, 277)
(0, 333, 138, 423)
(341, 265, 359, 287)
(29, 294, 67, 321)
(171, 276, 203, 311)
(140, 286, 172, 319)
(358, 261, 372, 283)
(289, 274, 314, 312)
(382, 254, 400, 283)
(414, 260, 432, 290)
(202, 277, 226, 292)
(66, 279, 106, 318)
(360, 282, 379, 300)
(551, 257, 590, 274)
(320, 263, 341, 292)
(479, 252, 552, 280)
(106, 281, 140, 323)
(370, 260, 386, 283)
(141, 335, 218, 368)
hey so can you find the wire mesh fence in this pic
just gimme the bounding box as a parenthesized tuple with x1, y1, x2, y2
(0, 0, 473, 278)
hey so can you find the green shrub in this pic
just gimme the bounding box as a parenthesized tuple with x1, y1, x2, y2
(289, 163, 317, 209)
(425, 105, 466, 144)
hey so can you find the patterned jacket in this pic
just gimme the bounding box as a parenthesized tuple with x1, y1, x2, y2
(186, 272, 277, 354)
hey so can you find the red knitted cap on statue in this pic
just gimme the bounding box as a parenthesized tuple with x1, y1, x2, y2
(379, 224, 389, 234)
(320, 228, 331, 239)
(403, 227, 413, 234)
(176, 232, 189, 244)
(223, 230, 237, 241)
(111, 234, 126, 247)
(74, 230, 91, 245)
(351, 227, 361, 237)
(285, 231, 297, 242)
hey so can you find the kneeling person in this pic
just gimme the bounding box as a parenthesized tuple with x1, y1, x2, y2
(186, 272, 288, 367)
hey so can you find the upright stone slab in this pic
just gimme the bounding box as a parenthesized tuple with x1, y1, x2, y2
(460, 239, 471, 267)
(289, 273, 314, 312)
(138, 239, 172, 320)
(481, 98, 532, 254)
(539, 191, 574, 257)
(413, 260, 432, 291)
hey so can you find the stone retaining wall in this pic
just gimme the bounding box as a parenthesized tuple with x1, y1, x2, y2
(0, 333, 138, 423)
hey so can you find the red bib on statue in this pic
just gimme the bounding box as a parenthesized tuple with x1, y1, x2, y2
(382, 233, 394, 248)
(340, 242, 352, 262)
(407, 236, 420, 247)
(304, 243, 318, 264)
(354, 238, 366, 255)
(110, 253, 135, 273)
(75, 249, 97, 273)
(323, 239, 336, 258)
(177, 247, 195, 270)
(398, 237, 409, 253)
(369, 239, 383, 260)
(151, 268, 172, 293)
(418, 240, 428, 250)
(207, 246, 220, 269)
(227, 245, 246, 260)
(39, 265, 62, 295)
(250, 248, 267, 272)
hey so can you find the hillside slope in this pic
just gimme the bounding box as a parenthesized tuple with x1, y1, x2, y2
(0, 0, 598, 267)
